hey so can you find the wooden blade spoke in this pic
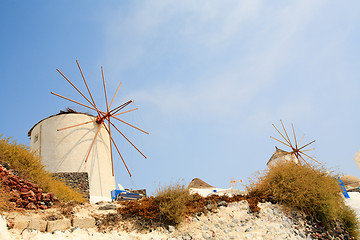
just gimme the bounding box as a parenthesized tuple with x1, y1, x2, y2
(111, 100, 133, 115)
(109, 82, 122, 109)
(272, 124, 292, 145)
(76, 60, 100, 113)
(298, 140, 316, 151)
(113, 108, 138, 117)
(103, 123, 132, 177)
(109, 121, 147, 159)
(84, 125, 102, 163)
(57, 119, 96, 131)
(56, 69, 98, 111)
(291, 124, 298, 149)
(51, 92, 106, 114)
(301, 148, 314, 152)
(298, 150, 321, 164)
(53, 63, 149, 178)
(101, 66, 109, 113)
(108, 119, 114, 176)
(280, 120, 293, 148)
(270, 136, 292, 148)
(111, 115, 149, 135)
(298, 154, 311, 166)
(298, 134, 305, 146)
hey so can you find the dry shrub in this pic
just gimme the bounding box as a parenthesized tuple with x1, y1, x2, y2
(120, 197, 160, 220)
(155, 183, 192, 225)
(119, 183, 193, 226)
(185, 193, 207, 215)
(119, 183, 259, 229)
(247, 161, 359, 238)
(0, 183, 12, 211)
(0, 135, 85, 204)
(59, 201, 78, 218)
(94, 213, 122, 231)
(339, 203, 360, 238)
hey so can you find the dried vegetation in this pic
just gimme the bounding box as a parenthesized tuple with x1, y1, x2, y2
(118, 183, 261, 230)
(247, 161, 360, 238)
(0, 135, 86, 211)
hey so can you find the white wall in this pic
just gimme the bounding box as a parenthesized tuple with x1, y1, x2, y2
(30, 113, 115, 200)
(0, 215, 10, 240)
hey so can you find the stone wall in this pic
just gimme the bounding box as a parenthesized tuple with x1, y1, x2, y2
(52, 172, 89, 200)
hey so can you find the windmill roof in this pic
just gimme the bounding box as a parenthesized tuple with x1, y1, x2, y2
(28, 108, 95, 137)
(267, 147, 293, 165)
(188, 178, 214, 189)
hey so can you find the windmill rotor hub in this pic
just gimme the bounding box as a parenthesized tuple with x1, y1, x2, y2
(95, 115, 104, 124)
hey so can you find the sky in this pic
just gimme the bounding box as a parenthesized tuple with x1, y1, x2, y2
(1, 1, 360, 195)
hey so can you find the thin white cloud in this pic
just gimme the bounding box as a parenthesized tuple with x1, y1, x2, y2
(111, 1, 324, 122)
(99, 0, 360, 139)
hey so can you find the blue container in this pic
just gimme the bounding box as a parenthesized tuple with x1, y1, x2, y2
(111, 190, 126, 200)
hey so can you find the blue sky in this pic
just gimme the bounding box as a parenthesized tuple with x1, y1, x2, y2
(1, 1, 360, 195)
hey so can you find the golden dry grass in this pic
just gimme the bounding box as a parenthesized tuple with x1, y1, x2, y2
(0, 183, 12, 211)
(119, 182, 192, 226)
(247, 161, 359, 238)
(0, 135, 86, 205)
(154, 182, 193, 224)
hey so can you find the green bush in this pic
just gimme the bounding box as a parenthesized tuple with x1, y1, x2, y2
(0, 135, 85, 204)
(247, 161, 359, 238)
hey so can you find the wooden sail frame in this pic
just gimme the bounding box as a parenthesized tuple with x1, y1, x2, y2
(51, 60, 148, 177)
(270, 120, 319, 165)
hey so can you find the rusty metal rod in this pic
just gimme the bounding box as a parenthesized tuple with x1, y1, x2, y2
(57, 119, 97, 131)
(109, 82, 122, 109)
(111, 114, 149, 135)
(103, 123, 132, 177)
(109, 121, 147, 159)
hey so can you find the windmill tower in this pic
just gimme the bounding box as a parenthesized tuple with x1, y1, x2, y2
(29, 61, 148, 203)
(28, 111, 115, 202)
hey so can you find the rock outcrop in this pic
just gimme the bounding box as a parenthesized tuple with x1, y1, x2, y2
(0, 165, 56, 210)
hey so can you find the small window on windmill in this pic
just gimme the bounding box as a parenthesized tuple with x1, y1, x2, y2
(34, 134, 39, 144)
